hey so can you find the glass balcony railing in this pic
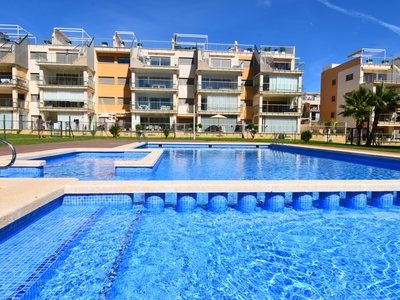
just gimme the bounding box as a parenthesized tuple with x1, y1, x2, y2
(38, 76, 94, 88)
(378, 113, 400, 123)
(36, 53, 85, 65)
(0, 98, 13, 107)
(199, 103, 240, 113)
(260, 104, 298, 113)
(200, 81, 240, 91)
(0, 98, 28, 109)
(0, 75, 28, 88)
(40, 100, 94, 110)
(363, 73, 400, 84)
(260, 84, 301, 93)
(134, 101, 174, 111)
(138, 56, 178, 67)
(131, 79, 175, 89)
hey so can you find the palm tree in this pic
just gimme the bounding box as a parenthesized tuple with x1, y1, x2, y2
(339, 86, 371, 145)
(366, 83, 398, 146)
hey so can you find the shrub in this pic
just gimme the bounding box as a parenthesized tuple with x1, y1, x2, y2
(135, 124, 143, 138)
(109, 123, 122, 138)
(163, 127, 170, 139)
(301, 130, 312, 142)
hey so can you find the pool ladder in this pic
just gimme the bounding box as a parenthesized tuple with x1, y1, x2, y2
(0, 138, 16, 169)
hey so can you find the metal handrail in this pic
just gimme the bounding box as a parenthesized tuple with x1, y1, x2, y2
(0, 138, 16, 168)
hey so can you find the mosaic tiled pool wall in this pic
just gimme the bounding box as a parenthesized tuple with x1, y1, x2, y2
(0, 166, 43, 178)
(63, 191, 400, 213)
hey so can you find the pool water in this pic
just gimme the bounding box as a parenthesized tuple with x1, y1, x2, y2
(40, 152, 147, 180)
(2, 202, 400, 299)
(31, 147, 400, 180)
(132, 147, 400, 180)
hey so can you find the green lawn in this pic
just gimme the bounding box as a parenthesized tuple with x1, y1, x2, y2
(1, 133, 400, 154)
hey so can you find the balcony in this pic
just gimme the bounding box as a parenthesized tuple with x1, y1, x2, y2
(132, 101, 175, 113)
(198, 104, 240, 115)
(38, 76, 94, 89)
(40, 99, 95, 111)
(133, 56, 179, 72)
(259, 104, 300, 115)
(36, 53, 90, 68)
(0, 75, 29, 90)
(378, 113, 400, 125)
(257, 83, 302, 95)
(0, 98, 28, 110)
(0, 98, 13, 108)
(261, 59, 304, 74)
(198, 81, 241, 93)
(131, 79, 177, 91)
(363, 73, 400, 85)
(197, 57, 243, 74)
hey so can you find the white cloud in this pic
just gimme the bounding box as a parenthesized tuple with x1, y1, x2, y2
(317, 0, 400, 36)
(258, 0, 272, 7)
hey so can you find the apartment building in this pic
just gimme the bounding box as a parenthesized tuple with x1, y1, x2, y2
(0, 25, 30, 129)
(95, 32, 133, 131)
(0, 24, 305, 134)
(321, 48, 400, 135)
(301, 92, 320, 124)
(252, 46, 303, 133)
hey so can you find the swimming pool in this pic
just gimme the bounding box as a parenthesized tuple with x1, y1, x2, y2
(2, 144, 400, 180)
(1, 196, 400, 299)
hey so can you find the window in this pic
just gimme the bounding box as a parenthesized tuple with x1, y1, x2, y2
(178, 58, 194, 65)
(345, 73, 353, 81)
(31, 94, 39, 101)
(332, 79, 336, 86)
(98, 56, 114, 63)
(331, 96, 336, 102)
(117, 57, 130, 64)
(330, 112, 335, 118)
(30, 73, 39, 81)
(99, 97, 115, 105)
(117, 77, 129, 85)
(98, 77, 114, 84)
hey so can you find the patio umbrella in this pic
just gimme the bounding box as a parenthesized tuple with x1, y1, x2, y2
(210, 114, 227, 132)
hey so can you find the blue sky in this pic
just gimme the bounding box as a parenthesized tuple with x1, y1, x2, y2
(3, 0, 400, 92)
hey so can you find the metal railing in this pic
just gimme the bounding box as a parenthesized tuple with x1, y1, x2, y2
(260, 45, 295, 55)
(131, 79, 175, 89)
(0, 138, 16, 169)
(260, 104, 299, 113)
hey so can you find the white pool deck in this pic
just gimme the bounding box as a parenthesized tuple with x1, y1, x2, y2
(0, 142, 399, 229)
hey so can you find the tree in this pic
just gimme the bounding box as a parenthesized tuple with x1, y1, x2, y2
(246, 123, 257, 139)
(366, 83, 398, 146)
(339, 86, 371, 146)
